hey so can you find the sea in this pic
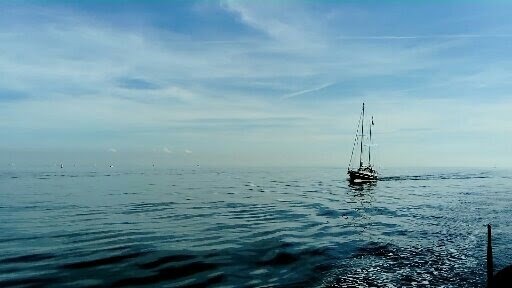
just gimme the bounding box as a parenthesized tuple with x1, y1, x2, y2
(1, 166, 511, 287)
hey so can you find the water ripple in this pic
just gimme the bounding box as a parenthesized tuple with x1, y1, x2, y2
(0, 167, 510, 287)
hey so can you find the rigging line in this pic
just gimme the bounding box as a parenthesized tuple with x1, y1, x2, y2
(360, 103, 364, 168)
(348, 107, 363, 170)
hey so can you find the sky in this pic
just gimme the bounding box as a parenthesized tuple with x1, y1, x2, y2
(1, 0, 512, 168)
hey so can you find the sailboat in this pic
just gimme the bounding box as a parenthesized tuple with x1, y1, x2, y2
(347, 103, 378, 183)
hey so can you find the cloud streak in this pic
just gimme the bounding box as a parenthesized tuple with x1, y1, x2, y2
(281, 83, 335, 99)
(336, 34, 512, 40)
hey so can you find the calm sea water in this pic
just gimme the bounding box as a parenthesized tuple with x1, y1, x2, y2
(1, 166, 511, 287)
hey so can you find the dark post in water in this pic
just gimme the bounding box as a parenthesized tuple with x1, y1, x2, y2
(487, 224, 493, 288)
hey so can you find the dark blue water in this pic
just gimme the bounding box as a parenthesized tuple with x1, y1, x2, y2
(1, 167, 511, 287)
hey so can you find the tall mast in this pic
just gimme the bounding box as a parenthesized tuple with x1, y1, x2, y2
(368, 116, 373, 166)
(359, 103, 364, 168)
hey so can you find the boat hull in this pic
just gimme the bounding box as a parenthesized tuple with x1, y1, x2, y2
(348, 170, 378, 182)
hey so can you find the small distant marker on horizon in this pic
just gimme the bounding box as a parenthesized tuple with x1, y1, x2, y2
(60, 163, 64, 169)
(109, 165, 114, 168)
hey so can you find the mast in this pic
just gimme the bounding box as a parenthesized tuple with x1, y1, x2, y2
(368, 116, 373, 166)
(359, 103, 364, 168)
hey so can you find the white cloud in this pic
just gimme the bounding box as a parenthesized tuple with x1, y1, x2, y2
(281, 82, 335, 99)
(336, 34, 512, 40)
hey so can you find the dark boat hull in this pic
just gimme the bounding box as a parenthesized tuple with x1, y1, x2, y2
(348, 170, 378, 182)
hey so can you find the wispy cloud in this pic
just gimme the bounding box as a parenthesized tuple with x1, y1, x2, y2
(281, 82, 335, 99)
(336, 34, 512, 40)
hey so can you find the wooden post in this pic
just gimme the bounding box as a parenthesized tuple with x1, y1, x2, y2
(487, 224, 493, 288)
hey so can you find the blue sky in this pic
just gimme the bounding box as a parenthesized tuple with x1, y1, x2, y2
(1, 1, 512, 167)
